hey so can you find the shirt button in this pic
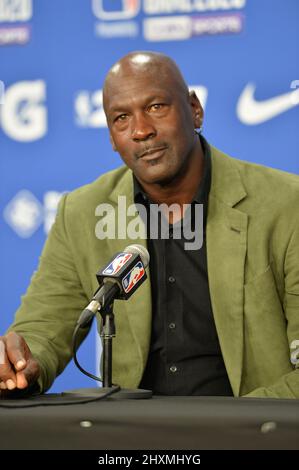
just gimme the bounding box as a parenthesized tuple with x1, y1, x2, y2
(168, 276, 176, 283)
(169, 322, 176, 330)
(169, 365, 177, 373)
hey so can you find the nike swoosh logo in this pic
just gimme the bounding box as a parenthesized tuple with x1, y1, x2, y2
(237, 83, 299, 125)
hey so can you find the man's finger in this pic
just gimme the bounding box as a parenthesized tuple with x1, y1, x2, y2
(0, 381, 7, 390)
(0, 335, 40, 395)
(6, 379, 17, 390)
(5, 332, 27, 371)
(16, 357, 40, 389)
(15, 371, 28, 389)
(0, 338, 17, 385)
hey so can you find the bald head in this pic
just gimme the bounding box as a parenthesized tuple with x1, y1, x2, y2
(103, 51, 189, 111)
(101, 51, 204, 190)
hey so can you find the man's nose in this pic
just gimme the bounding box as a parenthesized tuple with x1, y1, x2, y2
(131, 113, 156, 141)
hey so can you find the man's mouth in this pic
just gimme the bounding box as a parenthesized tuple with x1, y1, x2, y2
(138, 146, 168, 161)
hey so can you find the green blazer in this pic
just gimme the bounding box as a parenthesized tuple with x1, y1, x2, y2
(9, 145, 299, 398)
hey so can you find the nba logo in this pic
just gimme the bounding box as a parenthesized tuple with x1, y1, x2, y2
(122, 261, 145, 293)
(92, 0, 140, 20)
(102, 253, 132, 275)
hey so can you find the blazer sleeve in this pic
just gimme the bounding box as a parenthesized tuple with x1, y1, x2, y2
(243, 219, 299, 398)
(7, 193, 91, 393)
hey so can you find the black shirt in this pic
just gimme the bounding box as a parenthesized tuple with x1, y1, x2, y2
(134, 135, 233, 396)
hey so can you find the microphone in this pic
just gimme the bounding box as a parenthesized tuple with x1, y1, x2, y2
(77, 244, 150, 327)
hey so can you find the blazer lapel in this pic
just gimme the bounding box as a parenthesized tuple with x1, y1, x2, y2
(207, 147, 248, 396)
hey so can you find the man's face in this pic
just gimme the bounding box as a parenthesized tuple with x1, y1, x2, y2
(104, 66, 202, 187)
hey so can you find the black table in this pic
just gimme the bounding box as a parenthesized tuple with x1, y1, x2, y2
(0, 394, 298, 450)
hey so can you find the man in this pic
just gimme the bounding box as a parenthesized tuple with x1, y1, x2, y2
(0, 51, 299, 398)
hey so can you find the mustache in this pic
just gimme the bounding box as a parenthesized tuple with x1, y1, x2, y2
(135, 144, 168, 159)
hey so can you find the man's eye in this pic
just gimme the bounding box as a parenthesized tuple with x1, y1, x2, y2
(149, 103, 164, 111)
(115, 114, 127, 122)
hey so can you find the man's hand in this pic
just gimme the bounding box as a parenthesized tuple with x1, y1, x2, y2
(0, 332, 40, 397)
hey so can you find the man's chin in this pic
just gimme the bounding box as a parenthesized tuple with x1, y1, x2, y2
(137, 172, 176, 187)
(134, 160, 179, 187)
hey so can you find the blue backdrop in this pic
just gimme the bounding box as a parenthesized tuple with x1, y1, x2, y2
(0, 0, 298, 392)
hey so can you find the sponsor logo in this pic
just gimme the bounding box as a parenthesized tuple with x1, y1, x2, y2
(92, 0, 245, 40)
(0, 0, 32, 22)
(122, 261, 145, 293)
(191, 13, 243, 36)
(92, 0, 139, 38)
(4, 190, 44, 238)
(3, 190, 63, 238)
(0, 80, 47, 141)
(94, 20, 138, 38)
(75, 85, 207, 128)
(75, 89, 106, 128)
(0, 0, 32, 45)
(144, 15, 191, 41)
(102, 253, 133, 275)
(92, 0, 140, 20)
(143, 0, 246, 15)
(143, 13, 243, 41)
(0, 24, 30, 44)
(237, 83, 299, 125)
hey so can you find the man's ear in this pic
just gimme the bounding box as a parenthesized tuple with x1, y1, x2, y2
(189, 90, 204, 130)
(109, 134, 117, 151)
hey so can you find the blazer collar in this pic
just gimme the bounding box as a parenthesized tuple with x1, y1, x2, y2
(109, 168, 134, 206)
(209, 144, 247, 207)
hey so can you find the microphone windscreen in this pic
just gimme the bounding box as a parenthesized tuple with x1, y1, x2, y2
(124, 244, 150, 268)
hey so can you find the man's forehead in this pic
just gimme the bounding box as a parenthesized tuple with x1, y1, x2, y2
(109, 68, 171, 88)
(104, 71, 177, 107)
(106, 62, 170, 89)
(105, 84, 173, 112)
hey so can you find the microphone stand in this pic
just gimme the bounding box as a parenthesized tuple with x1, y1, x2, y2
(101, 303, 115, 388)
(63, 300, 152, 400)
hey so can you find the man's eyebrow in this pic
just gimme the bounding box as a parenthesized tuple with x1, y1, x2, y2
(108, 94, 172, 114)
(108, 106, 127, 115)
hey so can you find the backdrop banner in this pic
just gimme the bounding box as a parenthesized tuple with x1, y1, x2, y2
(0, 0, 298, 392)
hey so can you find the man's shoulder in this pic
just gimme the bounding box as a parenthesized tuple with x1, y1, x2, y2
(234, 155, 299, 192)
(211, 144, 299, 204)
(66, 165, 132, 205)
